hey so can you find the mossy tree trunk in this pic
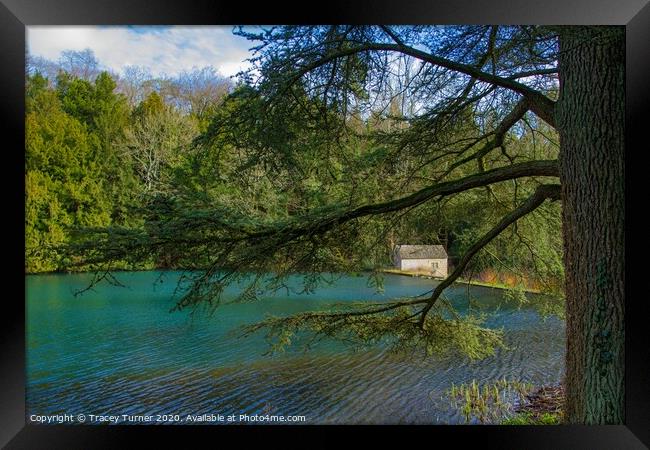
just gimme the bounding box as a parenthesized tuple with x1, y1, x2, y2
(556, 26, 625, 424)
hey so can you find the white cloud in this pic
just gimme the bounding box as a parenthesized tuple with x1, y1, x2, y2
(26, 25, 255, 78)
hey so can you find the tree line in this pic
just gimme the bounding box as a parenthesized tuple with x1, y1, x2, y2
(26, 48, 563, 299)
(25, 51, 231, 272)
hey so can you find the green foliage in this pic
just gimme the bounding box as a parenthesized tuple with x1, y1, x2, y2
(447, 378, 535, 424)
(538, 412, 561, 425)
(501, 411, 561, 425)
(25, 71, 150, 272)
(132, 91, 165, 120)
(239, 302, 504, 359)
(26, 171, 71, 272)
(25, 86, 112, 271)
(501, 413, 534, 425)
(56, 71, 125, 131)
(503, 285, 529, 306)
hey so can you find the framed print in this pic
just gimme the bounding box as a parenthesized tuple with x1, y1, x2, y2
(2, 0, 648, 447)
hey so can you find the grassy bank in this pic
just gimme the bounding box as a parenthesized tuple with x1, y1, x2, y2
(380, 268, 443, 279)
(380, 268, 542, 294)
(454, 278, 542, 294)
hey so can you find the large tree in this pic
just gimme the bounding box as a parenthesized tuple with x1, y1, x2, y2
(64, 25, 624, 424)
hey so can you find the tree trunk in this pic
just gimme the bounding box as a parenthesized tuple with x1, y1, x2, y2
(556, 26, 625, 424)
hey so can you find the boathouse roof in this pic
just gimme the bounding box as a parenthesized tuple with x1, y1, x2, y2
(395, 245, 447, 259)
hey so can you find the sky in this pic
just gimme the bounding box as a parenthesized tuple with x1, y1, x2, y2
(26, 26, 255, 78)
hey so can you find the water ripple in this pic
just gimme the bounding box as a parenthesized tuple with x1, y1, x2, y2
(26, 272, 565, 424)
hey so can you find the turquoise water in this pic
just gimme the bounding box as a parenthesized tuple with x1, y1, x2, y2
(26, 271, 565, 424)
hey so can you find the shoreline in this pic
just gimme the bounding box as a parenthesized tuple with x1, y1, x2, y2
(26, 267, 542, 295)
(379, 268, 542, 294)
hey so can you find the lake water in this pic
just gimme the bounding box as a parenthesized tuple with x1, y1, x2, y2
(26, 271, 565, 424)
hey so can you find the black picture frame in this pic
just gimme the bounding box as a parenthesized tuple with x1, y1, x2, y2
(2, 0, 648, 447)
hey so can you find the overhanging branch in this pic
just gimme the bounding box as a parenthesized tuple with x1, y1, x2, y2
(237, 160, 559, 245)
(439, 98, 531, 178)
(417, 183, 562, 328)
(327, 160, 558, 226)
(64, 162, 560, 278)
(284, 41, 557, 127)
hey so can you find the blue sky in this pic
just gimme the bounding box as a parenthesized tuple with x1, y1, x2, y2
(26, 26, 255, 78)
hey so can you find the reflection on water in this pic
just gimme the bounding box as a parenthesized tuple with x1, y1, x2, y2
(26, 271, 565, 424)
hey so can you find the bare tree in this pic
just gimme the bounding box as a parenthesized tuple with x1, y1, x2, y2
(119, 106, 198, 193)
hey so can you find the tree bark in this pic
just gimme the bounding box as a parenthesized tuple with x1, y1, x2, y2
(556, 26, 625, 424)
